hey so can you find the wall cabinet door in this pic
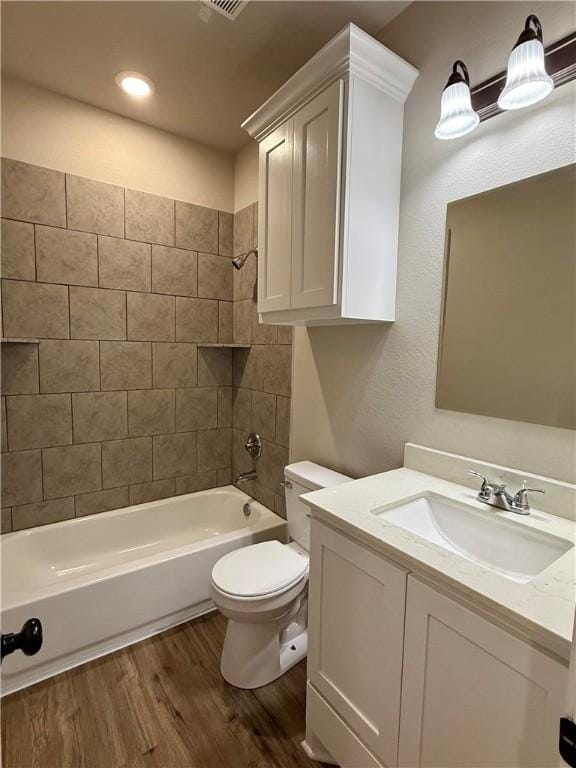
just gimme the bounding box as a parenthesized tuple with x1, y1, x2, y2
(290, 79, 343, 310)
(308, 520, 408, 767)
(399, 576, 568, 768)
(257, 120, 293, 312)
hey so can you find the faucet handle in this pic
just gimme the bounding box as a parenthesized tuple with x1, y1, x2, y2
(468, 470, 492, 499)
(512, 486, 545, 511)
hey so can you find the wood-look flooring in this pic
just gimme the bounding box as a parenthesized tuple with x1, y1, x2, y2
(1, 611, 322, 768)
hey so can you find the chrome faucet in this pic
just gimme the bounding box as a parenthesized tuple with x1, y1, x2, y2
(235, 470, 257, 484)
(468, 470, 545, 515)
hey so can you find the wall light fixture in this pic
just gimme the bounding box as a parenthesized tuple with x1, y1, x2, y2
(498, 15, 554, 110)
(435, 60, 479, 140)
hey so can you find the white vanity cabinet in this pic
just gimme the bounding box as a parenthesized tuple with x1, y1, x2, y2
(242, 24, 418, 326)
(399, 577, 567, 768)
(306, 519, 568, 768)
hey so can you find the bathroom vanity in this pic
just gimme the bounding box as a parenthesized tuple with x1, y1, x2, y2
(302, 445, 576, 768)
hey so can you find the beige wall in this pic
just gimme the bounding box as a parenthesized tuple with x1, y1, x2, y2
(291, 1, 576, 484)
(234, 141, 259, 212)
(1, 77, 235, 212)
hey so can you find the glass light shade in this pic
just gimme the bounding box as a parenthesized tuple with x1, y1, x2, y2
(434, 81, 480, 140)
(498, 39, 553, 110)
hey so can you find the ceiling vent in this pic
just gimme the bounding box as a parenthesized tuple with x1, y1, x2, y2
(203, 0, 248, 21)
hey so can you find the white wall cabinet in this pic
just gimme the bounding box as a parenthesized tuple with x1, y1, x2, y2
(305, 519, 568, 768)
(243, 24, 418, 326)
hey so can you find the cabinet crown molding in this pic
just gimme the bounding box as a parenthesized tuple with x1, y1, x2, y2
(242, 23, 419, 141)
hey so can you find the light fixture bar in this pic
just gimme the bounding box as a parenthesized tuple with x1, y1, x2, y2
(470, 31, 576, 121)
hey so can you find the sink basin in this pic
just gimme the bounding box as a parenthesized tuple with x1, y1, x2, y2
(371, 493, 573, 583)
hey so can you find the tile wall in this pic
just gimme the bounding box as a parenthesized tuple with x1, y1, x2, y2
(0, 159, 293, 533)
(1, 158, 235, 532)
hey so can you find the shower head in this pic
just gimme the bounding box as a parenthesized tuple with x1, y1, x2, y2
(232, 249, 257, 270)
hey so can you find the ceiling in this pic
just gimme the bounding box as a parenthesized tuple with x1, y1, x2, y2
(1, 0, 410, 154)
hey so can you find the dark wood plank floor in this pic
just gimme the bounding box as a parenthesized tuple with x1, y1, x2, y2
(1, 611, 322, 768)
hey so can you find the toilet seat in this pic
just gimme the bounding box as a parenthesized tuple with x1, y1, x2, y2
(211, 541, 308, 599)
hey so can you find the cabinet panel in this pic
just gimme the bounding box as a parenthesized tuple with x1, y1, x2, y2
(308, 519, 407, 767)
(291, 80, 343, 310)
(258, 121, 293, 312)
(399, 576, 568, 768)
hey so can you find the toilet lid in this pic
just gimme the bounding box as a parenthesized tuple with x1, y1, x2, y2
(211, 541, 308, 598)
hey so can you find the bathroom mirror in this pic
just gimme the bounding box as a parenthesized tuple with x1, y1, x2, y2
(436, 164, 575, 429)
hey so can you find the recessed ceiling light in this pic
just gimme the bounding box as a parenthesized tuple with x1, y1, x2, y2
(115, 71, 154, 97)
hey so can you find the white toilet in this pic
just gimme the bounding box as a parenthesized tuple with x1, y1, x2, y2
(210, 461, 350, 689)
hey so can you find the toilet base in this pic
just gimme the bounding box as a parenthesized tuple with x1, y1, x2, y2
(220, 619, 307, 689)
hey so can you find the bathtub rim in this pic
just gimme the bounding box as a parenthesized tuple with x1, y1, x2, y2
(2, 486, 286, 610)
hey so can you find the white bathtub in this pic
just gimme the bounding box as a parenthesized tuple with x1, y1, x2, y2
(1, 486, 286, 695)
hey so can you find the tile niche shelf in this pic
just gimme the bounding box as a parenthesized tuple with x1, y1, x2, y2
(198, 343, 251, 349)
(1, 338, 40, 344)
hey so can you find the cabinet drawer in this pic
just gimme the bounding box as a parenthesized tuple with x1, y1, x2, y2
(307, 683, 385, 768)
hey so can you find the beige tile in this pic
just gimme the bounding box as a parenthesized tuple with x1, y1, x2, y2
(176, 297, 218, 342)
(1, 449, 43, 506)
(75, 486, 129, 517)
(234, 205, 254, 257)
(1, 279, 69, 339)
(98, 236, 151, 292)
(12, 497, 75, 531)
(39, 340, 100, 393)
(175, 470, 217, 495)
(70, 286, 126, 340)
(6, 394, 72, 450)
(218, 387, 232, 427)
(232, 387, 252, 431)
(248, 481, 275, 511)
(233, 300, 252, 345)
(198, 427, 231, 471)
(259, 440, 289, 493)
(263, 345, 292, 396)
(198, 347, 232, 386)
(252, 390, 276, 441)
(232, 428, 253, 475)
(251, 302, 277, 345)
(175, 387, 217, 432)
(128, 389, 175, 436)
(175, 202, 218, 254)
(125, 189, 174, 246)
(100, 341, 152, 390)
(233, 346, 263, 390)
(1, 219, 35, 280)
(218, 301, 233, 343)
(152, 342, 196, 388)
(1, 508, 12, 533)
(238, 250, 257, 300)
(217, 467, 232, 486)
(127, 292, 175, 341)
(218, 211, 233, 257)
(153, 432, 197, 479)
(1, 397, 7, 452)
(198, 253, 232, 300)
(129, 478, 175, 506)
(36, 225, 98, 287)
(2, 159, 65, 227)
(152, 245, 197, 297)
(275, 396, 290, 447)
(102, 436, 152, 488)
(1, 343, 39, 395)
(43, 442, 102, 499)
(73, 391, 128, 443)
(274, 492, 287, 519)
(277, 325, 293, 345)
(66, 174, 124, 237)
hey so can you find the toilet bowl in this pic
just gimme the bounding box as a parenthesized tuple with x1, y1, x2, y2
(210, 461, 351, 689)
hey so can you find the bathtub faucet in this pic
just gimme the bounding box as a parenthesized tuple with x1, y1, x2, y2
(235, 470, 257, 484)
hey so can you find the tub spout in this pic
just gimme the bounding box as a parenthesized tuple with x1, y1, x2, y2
(235, 470, 257, 484)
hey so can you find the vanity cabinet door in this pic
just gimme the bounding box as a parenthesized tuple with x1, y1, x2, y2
(257, 119, 294, 312)
(308, 519, 408, 767)
(290, 79, 343, 310)
(399, 576, 568, 768)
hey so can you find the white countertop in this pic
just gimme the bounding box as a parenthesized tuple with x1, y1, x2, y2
(303, 468, 576, 660)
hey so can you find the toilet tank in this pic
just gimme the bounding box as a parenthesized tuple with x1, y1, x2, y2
(284, 461, 351, 551)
